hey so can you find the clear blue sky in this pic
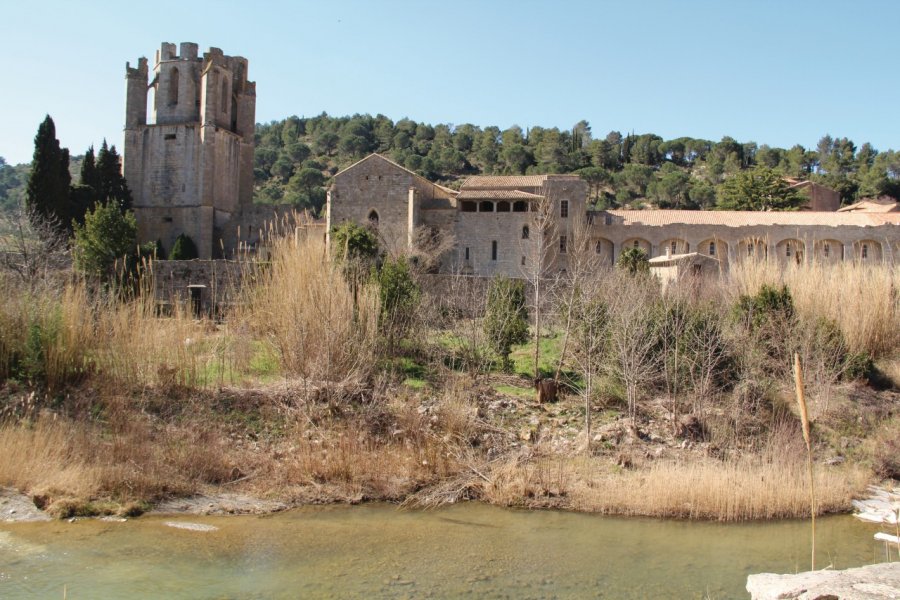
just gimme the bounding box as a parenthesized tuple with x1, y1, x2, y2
(1, 0, 898, 165)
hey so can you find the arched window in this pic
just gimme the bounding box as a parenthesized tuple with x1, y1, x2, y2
(461, 201, 477, 212)
(168, 67, 179, 106)
(368, 210, 379, 227)
(522, 225, 530, 240)
(221, 79, 230, 115)
(512, 201, 527, 212)
(496, 201, 510, 212)
(479, 201, 494, 212)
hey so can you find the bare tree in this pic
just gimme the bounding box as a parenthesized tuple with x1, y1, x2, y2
(520, 190, 558, 383)
(603, 271, 662, 422)
(0, 203, 70, 290)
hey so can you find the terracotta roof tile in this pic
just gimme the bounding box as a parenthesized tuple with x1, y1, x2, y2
(457, 189, 544, 200)
(602, 209, 900, 228)
(461, 174, 580, 189)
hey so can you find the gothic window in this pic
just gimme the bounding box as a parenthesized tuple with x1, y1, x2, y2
(491, 240, 498, 261)
(512, 201, 527, 212)
(522, 225, 530, 240)
(168, 68, 179, 106)
(368, 210, 379, 227)
(559, 235, 568, 254)
(560, 200, 569, 218)
(496, 201, 510, 212)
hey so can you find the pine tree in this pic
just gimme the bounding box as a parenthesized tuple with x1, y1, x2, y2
(26, 115, 71, 230)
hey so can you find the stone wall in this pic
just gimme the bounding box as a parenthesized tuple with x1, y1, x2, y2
(152, 259, 251, 315)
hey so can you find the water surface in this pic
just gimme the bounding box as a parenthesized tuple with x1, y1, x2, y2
(0, 503, 887, 599)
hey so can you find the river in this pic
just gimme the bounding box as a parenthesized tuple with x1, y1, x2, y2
(0, 503, 887, 599)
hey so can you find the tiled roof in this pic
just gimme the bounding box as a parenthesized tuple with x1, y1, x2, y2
(602, 209, 900, 228)
(462, 175, 550, 189)
(457, 189, 544, 201)
(837, 197, 899, 213)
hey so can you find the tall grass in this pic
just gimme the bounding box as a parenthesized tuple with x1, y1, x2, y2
(726, 261, 900, 357)
(234, 232, 378, 384)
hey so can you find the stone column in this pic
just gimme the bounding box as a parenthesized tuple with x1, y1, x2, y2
(407, 187, 418, 249)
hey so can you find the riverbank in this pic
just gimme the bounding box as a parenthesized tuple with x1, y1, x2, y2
(0, 372, 893, 523)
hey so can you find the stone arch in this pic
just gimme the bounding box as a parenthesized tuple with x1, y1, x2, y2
(479, 201, 494, 212)
(659, 238, 689, 256)
(698, 237, 728, 266)
(168, 67, 179, 106)
(622, 238, 651, 256)
(813, 239, 843, 264)
(775, 238, 805, 265)
(853, 239, 882, 262)
(737, 237, 768, 262)
(594, 238, 614, 265)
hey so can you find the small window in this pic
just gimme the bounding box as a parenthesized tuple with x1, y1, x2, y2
(165, 133, 177, 140)
(824, 243, 830, 258)
(521, 255, 526, 266)
(747, 244, 754, 257)
(786, 244, 792, 257)
(559, 235, 567, 254)
(491, 240, 498, 261)
(633, 240, 639, 249)
(595, 241, 603, 254)
(221, 79, 229, 114)
(168, 67, 179, 106)
(464, 247, 470, 261)
(461, 201, 477, 212)
(163, 216, 173, 223)
(522, 225, 530, 240)
(368, 210, 379, 227)
(604, 215, 612, 226)
(513, 201, 527, 213)
(862, 244, 869, 259)
(560, 200, 569, 218)
(496, 201, 511, 212)
(709, 241, 716, 256)
(479, 201, 494, 212)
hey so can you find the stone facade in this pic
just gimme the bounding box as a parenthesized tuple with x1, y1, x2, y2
(125, 42, 275, 259)
(328, 153, 900, 277)
(327, 155, 587, 276)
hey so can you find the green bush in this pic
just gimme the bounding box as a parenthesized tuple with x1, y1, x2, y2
(169, 234, 199, 260)
(484, 277, 529, 371)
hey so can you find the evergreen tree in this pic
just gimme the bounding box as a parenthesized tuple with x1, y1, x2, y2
(483, 276, 529, 371)
(26, 115, 71, 230)
(96, 140, 132, 210)
(169, 234, 199, 260)
(80, 145, 101, 193)
(73, 200, 137, 278)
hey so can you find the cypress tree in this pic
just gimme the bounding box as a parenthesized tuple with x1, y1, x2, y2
(80, 145, 101, 194)
(96, 140, 132, 210)
(26, 115, 71, 230)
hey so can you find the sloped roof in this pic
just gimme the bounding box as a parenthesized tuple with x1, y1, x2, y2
(333, 153, 458, 197)
(837, 196, 899, 213)
(602, 209, 900, 228)
(456, 189, 544, 201)
(461, 174, 580, 189)
(649, 252, 719, 266)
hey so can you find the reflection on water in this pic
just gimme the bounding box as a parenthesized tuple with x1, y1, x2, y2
(0, 503, 886, 599)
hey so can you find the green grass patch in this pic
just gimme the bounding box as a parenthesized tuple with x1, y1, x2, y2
(509, 330, 563, 378)
(493, 383, 534, 399)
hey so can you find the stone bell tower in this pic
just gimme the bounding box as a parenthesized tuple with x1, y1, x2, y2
(124, 42, 256, 258)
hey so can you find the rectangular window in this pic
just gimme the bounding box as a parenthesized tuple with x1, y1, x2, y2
(709, 242, 716, 256)
(559, 235, 567, 253)
(560, 200, 569, 218)
(824, 243, 830, 258)
(491, 241, 498, 261)
(521, 255, 526, 266)
(164, 133, 177, 140)
(464, 247, 470, 261)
